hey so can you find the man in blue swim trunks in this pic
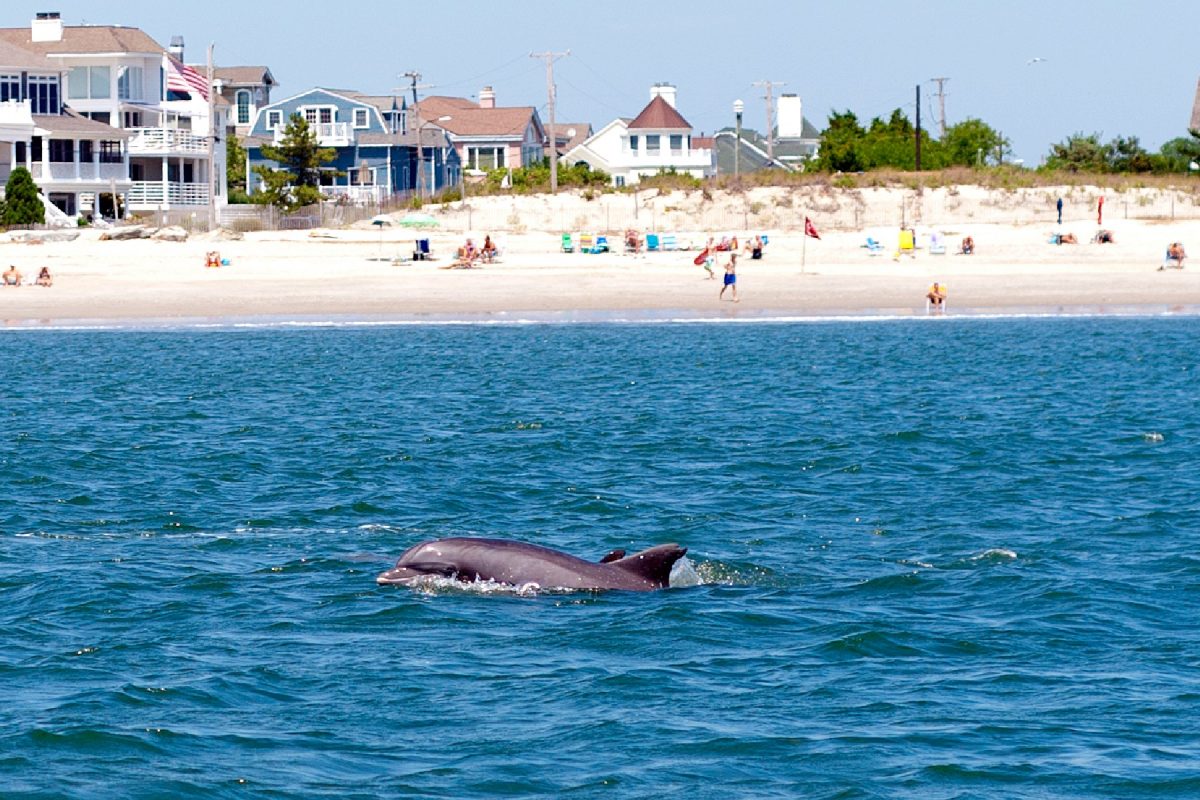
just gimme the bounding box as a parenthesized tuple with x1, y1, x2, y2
(719, 252, 739, 302)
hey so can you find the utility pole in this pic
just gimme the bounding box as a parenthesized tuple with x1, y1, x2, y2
(530, 50, 569, 193)
(401, 70, 434, 197)
(401, 71, 422, 114)
(915, 84, 922, 171)
(206, 42, 216, 231)
(752, 80, 785, 163)
(930, 77, 949, 138)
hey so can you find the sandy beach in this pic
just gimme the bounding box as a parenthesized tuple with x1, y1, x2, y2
(3, 185, 1199, 326)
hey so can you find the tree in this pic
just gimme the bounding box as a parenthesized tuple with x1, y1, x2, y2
(252, 114, 339, 211)
(1043, 133, 1108, 172)
(1157, 131, 1200, 173)
(1105, 135, 1153, 173)
(226, 135, 248, 200)
(2, 166, 45, 226)
(941, 118, 1006, 167)
(816, 110, 866, 172)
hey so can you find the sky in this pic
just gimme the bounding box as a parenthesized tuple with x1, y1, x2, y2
(8, 1, 1198, 165)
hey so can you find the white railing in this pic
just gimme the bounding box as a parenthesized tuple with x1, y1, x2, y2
(0, 98, 33, 126)
(321, 185, 384, 204)
(128, 127, 209, 155)
(274, 121, 352, 147)
(29, 162, 129, 182)
(127, 180, 209, 207)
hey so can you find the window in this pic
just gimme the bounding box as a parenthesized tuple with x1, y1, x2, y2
(670, 134, 683, 153)
(79, 140, 93, 162)
(645, 134, 661, 154)
(31, 137, 41, 161)
(28, 75, 60, 114)
(49, 139, 74, 163)
(0, 74, 18, 102)
(629, 135, 639, 152)
(266, 110, 282, 130)
(99, 140, 123, 164)
(319, 108, 333, 124)
(118, 66, 143, 101)
(236, 90, 251, 125)
(123, 111, 143, 129)
(67, 66, 109, 100)
(467, 147, 504, 171)
(353, 108, 369, 128)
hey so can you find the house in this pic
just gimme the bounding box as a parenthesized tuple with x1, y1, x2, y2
(0, 13, 226, 218)
(0, 19, 132, 220)
(244, 87, 459, 203)
(416, 87, 546, 173)
(560, 83, 714, 186)
(547, 122, 592, 158)
(211, 63, 277, 139)
(714, 93, 820, 174)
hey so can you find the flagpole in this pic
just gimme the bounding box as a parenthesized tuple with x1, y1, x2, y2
(206, 43, 216, 232)
(801, 214, 807, 274)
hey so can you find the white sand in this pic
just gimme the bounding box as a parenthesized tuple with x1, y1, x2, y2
(2, 185, 1198, 326)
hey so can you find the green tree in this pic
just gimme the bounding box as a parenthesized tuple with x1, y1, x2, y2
(252, 114, 339, 211)
(2, 166, 45, 225)
(1157, 131, 1200, 173)
(1043, 133, 1108, 172)
(1105, 135, 1153, 173)
(226, 135, 248, 200)
(816, 110, 866, 172)
(941, 118, 1006, 166)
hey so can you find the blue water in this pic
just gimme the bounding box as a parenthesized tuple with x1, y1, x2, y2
(2, 317, 1199, 799)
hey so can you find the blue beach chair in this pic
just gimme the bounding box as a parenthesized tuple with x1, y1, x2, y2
(662, 234, 677, 251)
(646, 233, 660, 251)
(864, 236, 884, 255)
(591, 235, 610, 254)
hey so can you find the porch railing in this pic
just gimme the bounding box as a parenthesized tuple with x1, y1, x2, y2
(127, 180, 210, 207)
(128, 127, 209, 155)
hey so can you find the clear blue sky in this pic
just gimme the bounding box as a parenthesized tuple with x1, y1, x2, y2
(11, 1, 1198, 165)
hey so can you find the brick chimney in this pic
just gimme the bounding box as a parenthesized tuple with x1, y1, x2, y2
(479, 86, 495, 109)
(32, 11, 64, 43)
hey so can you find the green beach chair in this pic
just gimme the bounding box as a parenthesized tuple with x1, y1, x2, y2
(561, 233, 574, 253)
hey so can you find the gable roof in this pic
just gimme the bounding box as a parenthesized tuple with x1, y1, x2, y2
(628, 95, 691, 130)
(212, 66, 276, 87)
(549, 122, 591, 153)
(0, 25, 164, 56)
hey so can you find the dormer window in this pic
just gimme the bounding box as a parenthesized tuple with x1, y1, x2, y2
(353, 108, 369, 129)
(266, 110, 282, 130)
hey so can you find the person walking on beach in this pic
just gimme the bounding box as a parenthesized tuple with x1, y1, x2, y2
(719, 253, 739, 302)
(1056, 197, 1063, 225)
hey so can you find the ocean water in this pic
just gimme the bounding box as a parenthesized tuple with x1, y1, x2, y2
(2, 316, 1199, 799)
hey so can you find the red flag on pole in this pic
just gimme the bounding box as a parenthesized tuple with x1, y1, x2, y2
(804, 217, 820, 240)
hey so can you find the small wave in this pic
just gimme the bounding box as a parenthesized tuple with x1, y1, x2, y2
(972, 548, 1018, 561)
(1143, 432, 1165, 443)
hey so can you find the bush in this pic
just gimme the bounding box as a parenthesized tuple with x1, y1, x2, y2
(2, 167, 44, 226)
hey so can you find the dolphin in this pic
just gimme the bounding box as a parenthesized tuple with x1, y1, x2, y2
(376, 537, 687, 591)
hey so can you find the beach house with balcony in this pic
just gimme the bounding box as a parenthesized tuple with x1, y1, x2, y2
(560, 83, 714, 187)
(244, 88, 459, 203)
(415, 87, 546, 174)
(0, 14, 225, 219)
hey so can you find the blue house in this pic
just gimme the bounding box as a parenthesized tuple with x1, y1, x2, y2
(244, 88, 460, 203)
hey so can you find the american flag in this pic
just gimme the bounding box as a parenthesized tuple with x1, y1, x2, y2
(166, 56, 208, 100)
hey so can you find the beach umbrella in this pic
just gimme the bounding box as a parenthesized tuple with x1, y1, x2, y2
(371, 215, 392, 259)
(399, 212, 439, 228)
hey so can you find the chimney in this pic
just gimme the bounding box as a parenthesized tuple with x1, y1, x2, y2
(650, 82, 677, 109)
(31, 11, 63, 43)
(777, 94, 804, 139)
(169, 35, 184, 62)
(479, 86, 495, 109)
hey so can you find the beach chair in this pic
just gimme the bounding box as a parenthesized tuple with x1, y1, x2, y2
(645, 233, 660, 251)
(591, 234, 610, 254)
(662, 234, 678, 251)
(413, 238, 432, 261)
(864, 236, 885, 255)
(929, 232, 947, 255)
(579, 233, 594, 253)
(561, 233, 574, 253)
(898, 228, 915, 256)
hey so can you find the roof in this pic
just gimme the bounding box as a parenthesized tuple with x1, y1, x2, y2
(212, 66, 276, 87)
(344, 93, 406, 113)
(548, 122, 591, 153)
(415, 99, 540, 139)
(628, 95, 691, 130)
(0, 38, 47, 70)
(1192, 77, 1200, 132)
(0, 25, 165, 56)
(33, 110, 130, 138)
(692, 136, 714, 149)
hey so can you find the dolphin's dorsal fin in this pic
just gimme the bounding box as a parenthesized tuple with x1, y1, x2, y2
(611, 544, 687, 588)
(599, 549, 626, 564)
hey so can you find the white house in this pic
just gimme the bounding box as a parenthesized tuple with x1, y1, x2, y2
(0, 14, 226, 218)
(561, 83, 714, 187)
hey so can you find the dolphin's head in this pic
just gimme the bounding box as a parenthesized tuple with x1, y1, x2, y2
(377, 539, 461, 586)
